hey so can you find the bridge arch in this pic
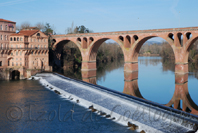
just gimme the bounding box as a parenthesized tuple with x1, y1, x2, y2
(53, 39, 83, 70)
(54, 39, 81, 53)
(131, 35, 175, 62)
(184, 35, 198, 63)
(88, 37, 125, 62)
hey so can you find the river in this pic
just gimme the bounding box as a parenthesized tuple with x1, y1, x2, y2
(0, 56, 198, 132)
(63, 56, 198, 111)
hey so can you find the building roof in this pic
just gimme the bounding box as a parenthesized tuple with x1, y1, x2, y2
(0, 19, 16, 23)
(10, 30, 39, 36)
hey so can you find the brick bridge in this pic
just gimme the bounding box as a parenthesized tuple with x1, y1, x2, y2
(52, 27, 198, 80)
(52, 27, 198, 115)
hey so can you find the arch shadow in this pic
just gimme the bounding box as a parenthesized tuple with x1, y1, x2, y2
(10, 70, 20, 80)
(53, 39, 82, 72)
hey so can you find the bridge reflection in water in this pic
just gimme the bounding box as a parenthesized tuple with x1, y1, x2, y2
(80, 69, 198, 116)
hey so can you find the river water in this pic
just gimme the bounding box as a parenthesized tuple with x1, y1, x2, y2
(61, 57, 198, 111)
(0, 80, 134, 133)
(0, 57, 198, 132)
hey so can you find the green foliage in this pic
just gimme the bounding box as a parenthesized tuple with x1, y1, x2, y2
(43, 23, 53, 35)
(96, 42, 123, 63)
(66, 22, 93, 34)
(76, 25, 93, 33)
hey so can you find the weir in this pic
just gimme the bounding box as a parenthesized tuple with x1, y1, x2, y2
(32, 73, 198, 133)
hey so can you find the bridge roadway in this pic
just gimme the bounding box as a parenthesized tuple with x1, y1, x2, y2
(52, 27, 198, 80)
(33, 73, 198, 133)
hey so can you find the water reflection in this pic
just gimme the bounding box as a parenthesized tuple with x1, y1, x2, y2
(122, 72, 198, 115)
(166, 73, 198, 115)
(60, 57, 198, 115)
(139, 56, 162, 66)
(123, 80, 144, 98)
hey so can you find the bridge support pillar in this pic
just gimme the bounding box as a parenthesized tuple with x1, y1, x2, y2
(81, 60, 97, 84)
(175, 63, 188, 74)
(81, 61, 96, 70)
(81, 68, 97, 85)
(124, 62, 138, 72)
(123, 71, 143, 98)
(124, 71, 138, 81)
(170, 73, 198, 114)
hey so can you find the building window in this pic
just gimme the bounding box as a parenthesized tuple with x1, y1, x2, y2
(16, 62, 18, 66)
(20, 52, 22, 55)
(12, 26, 14, 31)
(20, 58, 22, 60)
(0, 61, 2, 66)
(1, 35, 2, 40)
(5, 35, 6, 40)
(0, 25, 2, 30)
(5, 25, 7, 31)
(17, 37, 19, 41)
(1, 44, 2, 49)
(16, 58, 18, 60)
(12, 62, 14, 66)
(20, 45, 21, 48)
(11, 52, 13, 55)
(10, 37, 12, 41)
(16, 45, 18, 48)
(14, 37, 16, 41)
(37, 33, 40, 36)
(31, 45, 33, 48)
(20, 37, 22, 41)
(38, 45, 40, 49)
(20, 62, 22, 66)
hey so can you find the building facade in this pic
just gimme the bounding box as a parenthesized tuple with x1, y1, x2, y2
(0, 19, 50, 80)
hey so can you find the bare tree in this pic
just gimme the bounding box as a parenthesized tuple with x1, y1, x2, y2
(35, 22, 45, 31)
(66, 22, 77, 34)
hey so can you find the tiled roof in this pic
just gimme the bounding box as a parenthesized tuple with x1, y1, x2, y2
(10, 33, 24, 36)
(0, 19, 16, 23)
(19, 30, 39, 36)
(10, 30, 39, 36)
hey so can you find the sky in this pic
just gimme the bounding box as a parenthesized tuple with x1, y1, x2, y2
(0, 0, 198, 42)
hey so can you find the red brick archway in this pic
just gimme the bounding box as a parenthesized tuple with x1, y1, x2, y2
(52, 27, 198, 78)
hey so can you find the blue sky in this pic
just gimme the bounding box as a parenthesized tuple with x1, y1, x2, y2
(0, 0, 198, 41)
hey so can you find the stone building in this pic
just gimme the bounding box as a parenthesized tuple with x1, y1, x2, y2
(0, 19, 16, 67)
(0, 19, 50, 80)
